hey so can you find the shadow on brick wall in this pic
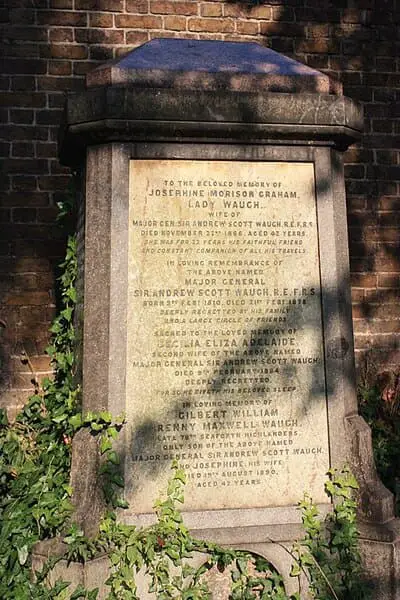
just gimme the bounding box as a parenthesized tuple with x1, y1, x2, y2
(1, 1, 400, 397)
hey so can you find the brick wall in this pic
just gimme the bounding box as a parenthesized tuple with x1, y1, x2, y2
(1, 0, 400, 415)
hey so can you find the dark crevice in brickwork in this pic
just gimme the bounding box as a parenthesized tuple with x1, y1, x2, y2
(1, 0, 400, 415)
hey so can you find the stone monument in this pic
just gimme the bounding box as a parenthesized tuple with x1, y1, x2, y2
(36, 39, 399, 597)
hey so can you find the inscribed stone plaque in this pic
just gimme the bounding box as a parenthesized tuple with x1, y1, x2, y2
(126, 160, 329, 513)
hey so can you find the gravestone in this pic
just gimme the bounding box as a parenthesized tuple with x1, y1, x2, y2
(37, 39, 400, 597)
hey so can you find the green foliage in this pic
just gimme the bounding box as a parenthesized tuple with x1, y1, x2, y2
(53, 464, 367, 600)
(292, 467, 369, 600)
(61, 462, 291, 600)
(358, 376, 400, 515)
(0, 235, 78, 599)
(0, 202, 370, 600)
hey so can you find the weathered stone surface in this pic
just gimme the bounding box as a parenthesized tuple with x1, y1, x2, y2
(49, 39, 400, 599)
(126, 159, 329, 513)
(86, 38, 341, 94)
(60, 88, 363, 166)
(59, 40, 362, 166)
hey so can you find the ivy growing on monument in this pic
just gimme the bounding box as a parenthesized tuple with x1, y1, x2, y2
(0, 205, 368, 599)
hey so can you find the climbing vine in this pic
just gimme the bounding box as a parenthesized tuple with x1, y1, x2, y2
(0, 201, 370, 599)
(0, 235, 78, 599)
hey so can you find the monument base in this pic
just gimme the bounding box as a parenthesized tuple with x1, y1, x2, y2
(32, 524, 400, 600)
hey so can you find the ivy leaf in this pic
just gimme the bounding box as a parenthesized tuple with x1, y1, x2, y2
(52, 414, 68, 424)
(17, 545, 28, 565)
(290, 562, 301, 577)
(67, 287, 77, 303)
(107, 451, 120, 465)
(100, 436, 112, 454)
(70, 585, 89, 599)
(69, 413, 83, 429)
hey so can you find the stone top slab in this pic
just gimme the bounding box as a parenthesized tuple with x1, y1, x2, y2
(86, 38, 342, 94)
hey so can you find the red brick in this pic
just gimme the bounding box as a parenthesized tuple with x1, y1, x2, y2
(150, 1, 197, 15)
(372, 120, 393, 134)
(2, 59, 47, 75)
(224, 4, 271, 19)
(236, 21, 259, 35)
(31, 355, 52, 371)
(12, 208, 37, 223)
(260, 22, 303, 36)
(200, 3, 221, 17)
(0, 141, 10, 157)
(48, 93, 67, 108)
(49, 44, 88, 59)
(9, 7, 35, 24)
(368, 165, 400, 181)
(373, 88, 396, 102)
(164, 15, 187, 30)
(365, 72, 400, 87)
(38, 272, 56, 288)
(375, 253, 400, 272)
(272, 7, 295, 21)
(12, 274, 38, 292)
(369, 320, 400, 334)
(188, 17, 234, 33)
(345, 86, 373, 102)
(351, 273, 377, 288)
(3, 43, 40, 58)
(10, 373, 40, 390)
(49, 28, 74, 42)
(268, 38, 295, 54)
(296, 7, 341, 23)
(1, 92, 46, 108)
(10, 76, 35, 91)
(353, 320, 369, 334)
(0, 208, 11, 223)
(36, 110, 63, 125)
(296, 38, 340, 53)
(37, 75, 85, 91)
(5, 26, 48, 41)
(0, 75, 10, 90)
(4, 158, 48, 175)
(73, 61, 99, 76)
(307, 23, 330, 38)
(126, 0, 149, 13)
(378, 275, 400, 288)
(16, 258, 51, 273)
(89, 45, 114, 60)
(75, 28, 124, 43)
(35, 143, 56, 159)
(126, 31, 149, 45)
(375, 57, 395, 71)
(351, 289, 365, 302)
(148, 30, 176, 40)
(75, 0, 123, 10)
(11, 142, 34, 158)
(38, 175, 72, 191)
(50, 160, 70, 175)
(89, 12, 114, 27)
(37, 207, 58, 223)
(49, 60, 72, 75)
(304, 54, 329, 70)
(5, 291, 51, 306)
(344, 164, 366, 179)
(115, 14, 162, 28)
(378, 197, 400, 211)
(37, 11, 87, 26)
(50, 0, 73, 7)
(10, 176, 37, 192)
